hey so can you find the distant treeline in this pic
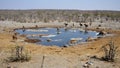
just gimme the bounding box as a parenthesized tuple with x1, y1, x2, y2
(0, 10, 120, 23)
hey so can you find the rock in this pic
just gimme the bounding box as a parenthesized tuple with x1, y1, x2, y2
(69, 38, 82, 44)
(83, 63, 88, 67)
(24, 38, 41, 43)
(86, 37, 97, 42)
(47, 39, 52, 42)
(27, 34, 49, 37)
(20, 34, 26, 37)
(70, 39, 77, 44)
(83, 61, 94, 68)
(7, 64, 12, 68)
(86, 61, 94, 65)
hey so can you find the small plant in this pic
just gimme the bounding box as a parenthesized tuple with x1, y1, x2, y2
(101, 41, 118, 62)
(7, 45, 31, 62)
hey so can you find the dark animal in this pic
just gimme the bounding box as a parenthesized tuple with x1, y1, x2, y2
(64, 23, 68, 27)
(35, 25, 38, 28)
(73, 23, 74, 27)
(84, 24, 88, 28)
(12, 35, 17, 40)
(79, 23, 83, 26)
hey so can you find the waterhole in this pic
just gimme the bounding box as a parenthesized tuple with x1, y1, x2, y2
(15, 28, 98, 47)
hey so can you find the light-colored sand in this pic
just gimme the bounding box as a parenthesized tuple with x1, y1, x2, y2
(0, 21, 120, 68)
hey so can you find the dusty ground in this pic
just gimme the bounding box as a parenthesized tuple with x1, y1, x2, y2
(0, 21, 120, 68)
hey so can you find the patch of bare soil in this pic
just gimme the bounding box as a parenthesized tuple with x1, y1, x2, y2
(0, 22, 120, 68)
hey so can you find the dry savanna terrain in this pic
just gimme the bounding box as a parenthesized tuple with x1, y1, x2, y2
(0, 10, 120, 68)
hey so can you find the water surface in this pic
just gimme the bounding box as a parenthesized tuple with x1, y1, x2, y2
(15, 28, 98, 47)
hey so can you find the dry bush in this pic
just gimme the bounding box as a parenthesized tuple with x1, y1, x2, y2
(101, 41, 118, 62)
(7, 45, 31, 62)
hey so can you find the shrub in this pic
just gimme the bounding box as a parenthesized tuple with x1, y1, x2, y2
(101, 41, 118, 62)
(7, 45, 31, 62)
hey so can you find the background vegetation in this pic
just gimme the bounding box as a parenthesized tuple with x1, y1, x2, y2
(0, 10, 120, 23)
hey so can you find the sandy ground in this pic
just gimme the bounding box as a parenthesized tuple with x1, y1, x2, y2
(0, 21, 120, 68)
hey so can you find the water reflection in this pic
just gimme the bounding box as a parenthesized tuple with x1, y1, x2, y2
(15, 28, 98, 47)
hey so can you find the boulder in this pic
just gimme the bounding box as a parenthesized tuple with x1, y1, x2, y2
(46, 39, 52, 42)
(69, 38, 82, 44)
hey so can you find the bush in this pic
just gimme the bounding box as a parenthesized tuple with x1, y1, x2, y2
(7, 45, 31, 62)
(101, 41, 118, 62)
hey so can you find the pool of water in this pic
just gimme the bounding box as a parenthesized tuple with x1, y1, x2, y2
(15, 28, 98, 47)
